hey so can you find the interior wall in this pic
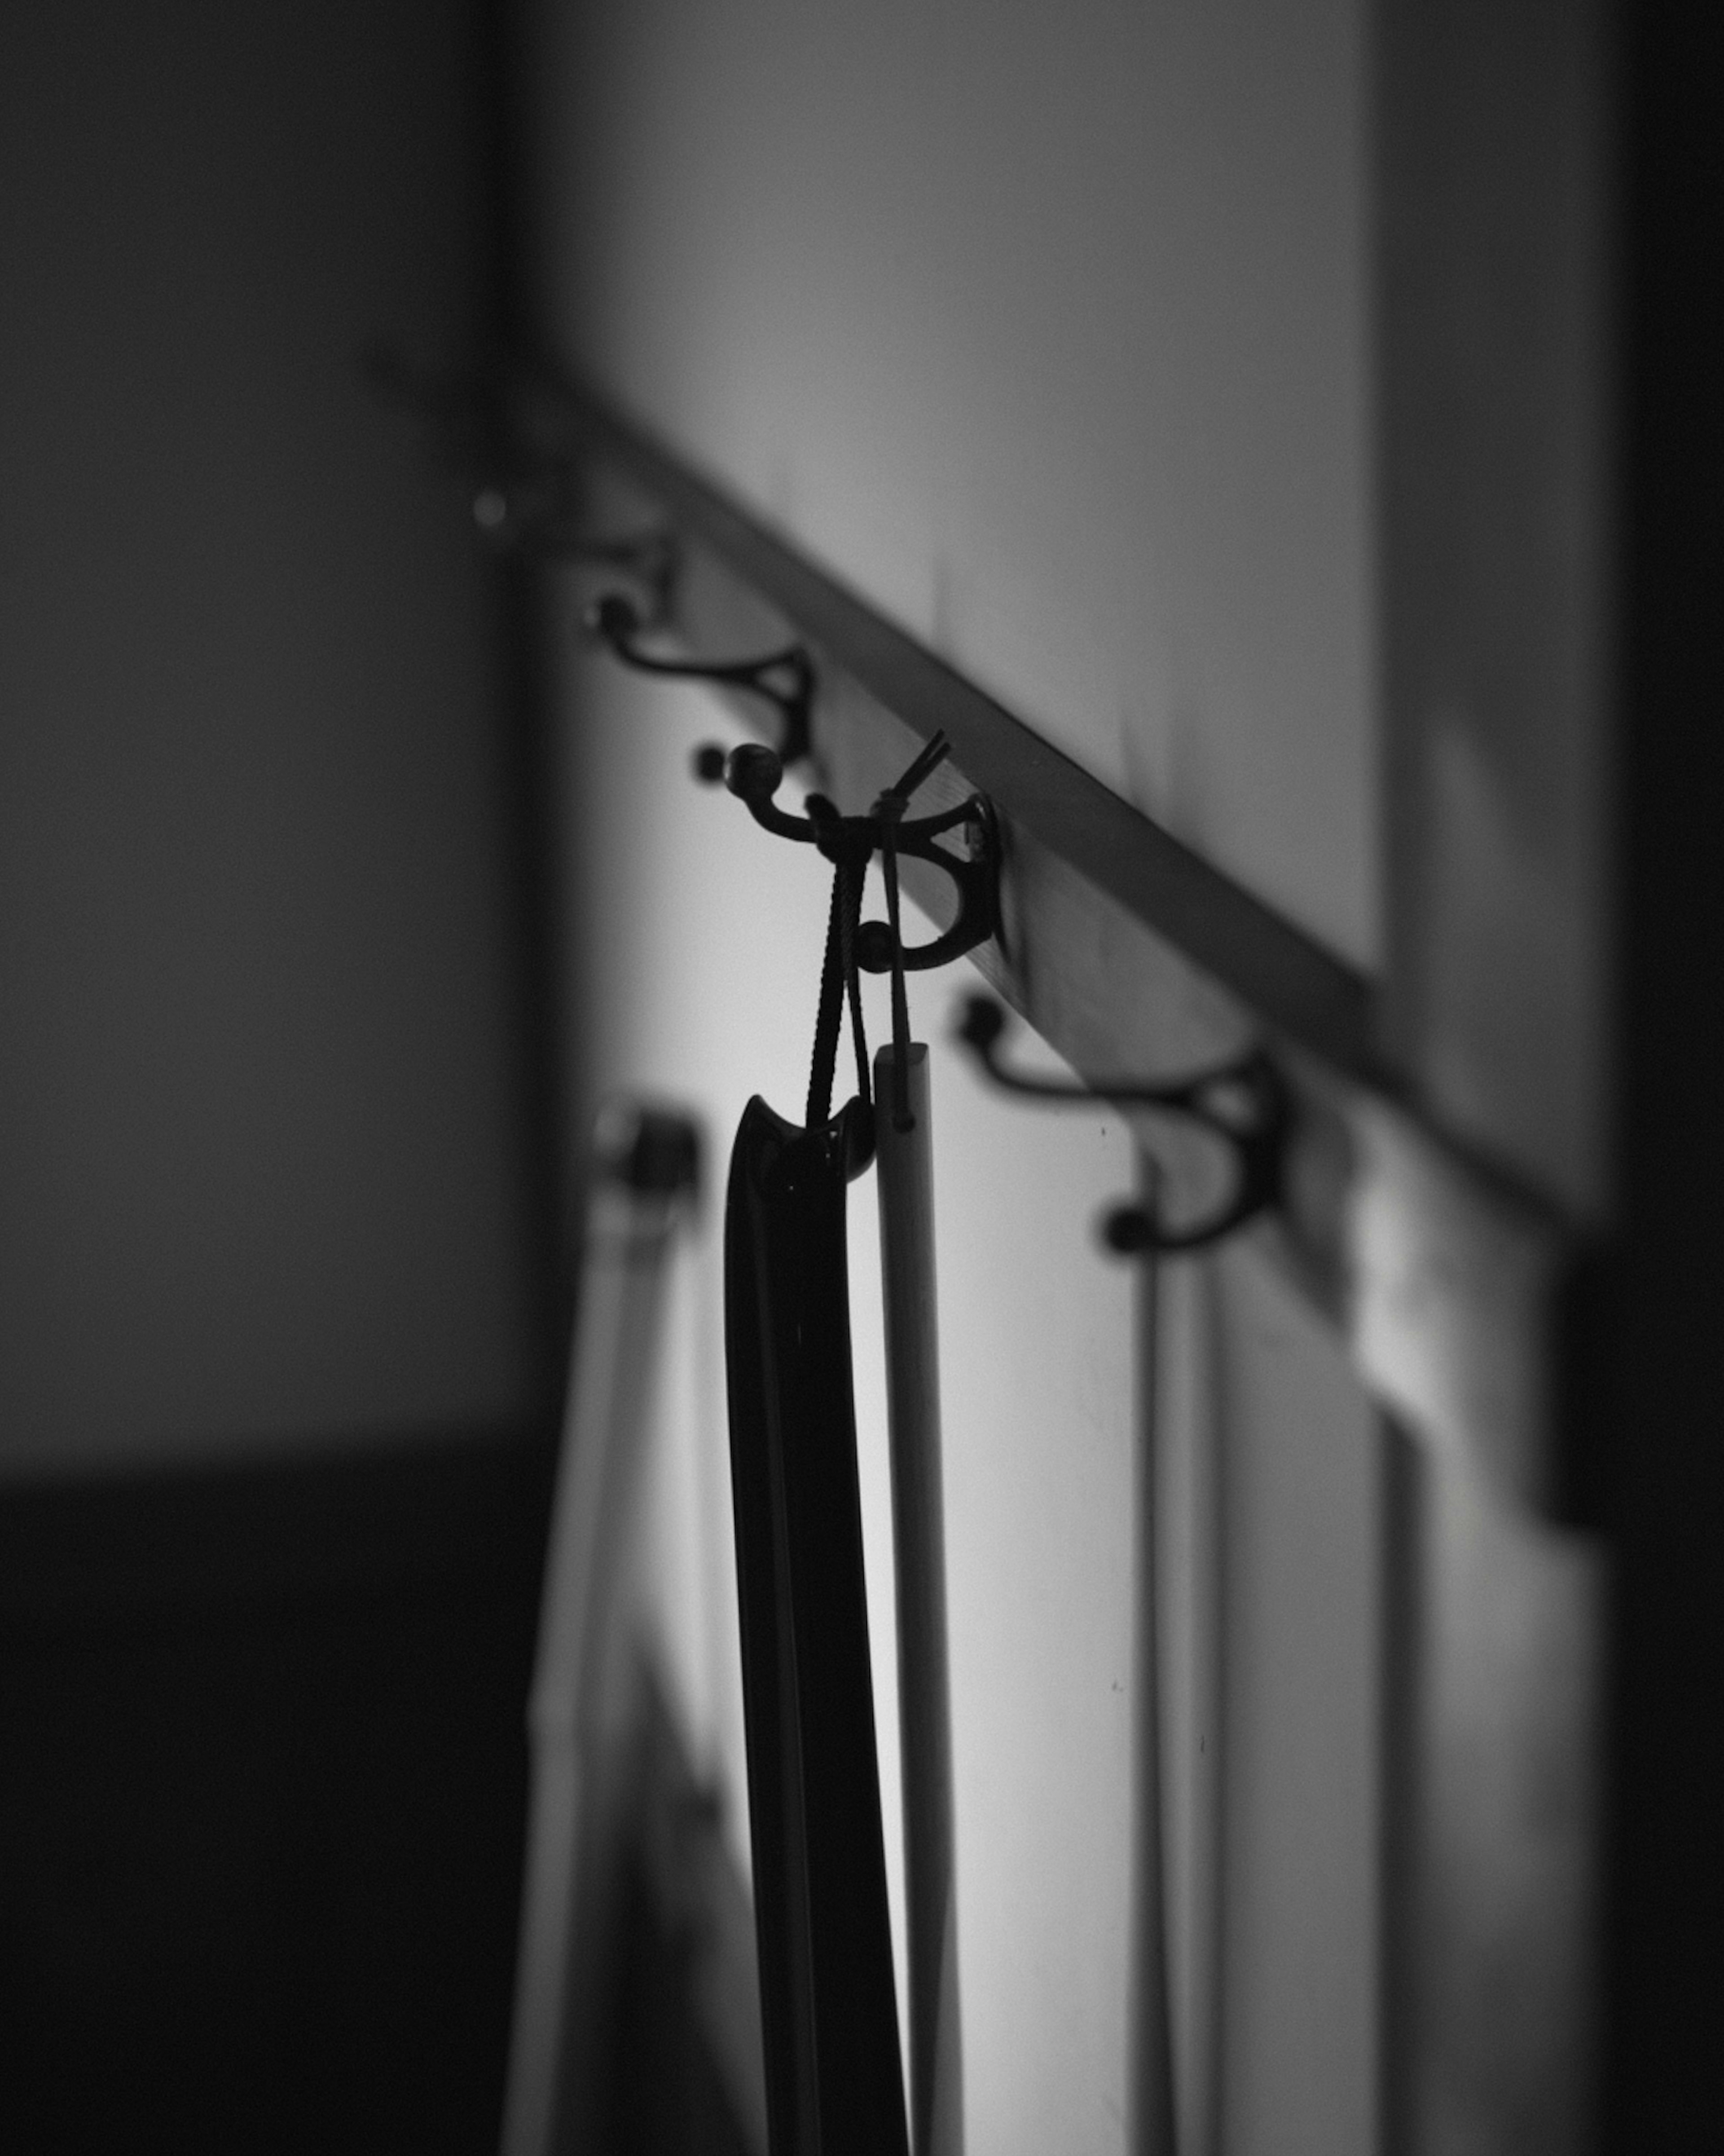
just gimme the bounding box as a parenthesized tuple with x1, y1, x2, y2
(0, 0, 543, 1473)
(1376, 0, 1616, 1211)
(522, 0, 1378, 972)
(520, 3, 1386, 2148)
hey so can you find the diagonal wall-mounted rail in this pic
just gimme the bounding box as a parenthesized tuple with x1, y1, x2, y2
(515, 359, 1585, 1522)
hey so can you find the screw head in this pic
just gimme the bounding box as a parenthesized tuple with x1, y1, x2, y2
(1101, 1204, 1156, 1255)
(691, 742, 728, 785)
(856, 920, 897, 974)
(954, 994, 1006, 1050)
(724, 743, 783, 800)
(589, 591, 638, 639)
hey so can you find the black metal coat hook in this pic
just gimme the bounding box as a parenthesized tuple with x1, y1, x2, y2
(359, 353, 683, 628)
(724, 741, 998, 973)
(587, 594, 814, 780)
(471, 475, 682, 627)
(954, 994, 1288, 1254)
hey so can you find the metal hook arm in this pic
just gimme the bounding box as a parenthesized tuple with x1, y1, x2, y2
(588, 594, 814, 768)
(723, 745, 999, 973)
(954, 994, 1288, 1254)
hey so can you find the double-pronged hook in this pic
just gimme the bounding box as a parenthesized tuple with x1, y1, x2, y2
(587, 593, 814, 780)
(954, 994, 1288, 1254)
(723, 736, 998, 974)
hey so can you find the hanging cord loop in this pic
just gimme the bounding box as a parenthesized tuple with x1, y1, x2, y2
(801, 732, 955, 1134)
(724, 735, 995, 974)
(805, 827, 874, 1130)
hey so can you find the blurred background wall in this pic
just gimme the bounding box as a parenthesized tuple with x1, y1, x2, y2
(0, 4, 557, 2147)
(0, 0, 548, 1477)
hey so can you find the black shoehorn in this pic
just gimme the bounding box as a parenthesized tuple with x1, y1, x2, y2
(725, 1087, 910, 2156)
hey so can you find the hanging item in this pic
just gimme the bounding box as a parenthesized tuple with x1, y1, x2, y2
(727, 1096, 905, 2156)
(874, 1039, 965, 2156)
(721, 730, 983, 2156)
(724, 784, 911, 2156)
(501, 1103, 701, 2156)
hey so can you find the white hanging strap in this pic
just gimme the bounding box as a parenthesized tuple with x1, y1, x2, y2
(501, 1104, 699, 2156)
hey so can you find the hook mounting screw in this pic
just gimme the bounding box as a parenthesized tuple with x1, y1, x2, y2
(953, 993, 1289, 1255)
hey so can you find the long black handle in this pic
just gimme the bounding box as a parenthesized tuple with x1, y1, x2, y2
(725, 1094, 910, 2156)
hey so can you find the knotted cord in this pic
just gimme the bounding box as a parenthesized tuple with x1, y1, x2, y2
(803, 731, 953, 1134)
(805, 813, 873, 1130)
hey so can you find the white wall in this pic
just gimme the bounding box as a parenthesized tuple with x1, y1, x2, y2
(523, 0, 1378, 970)
(525, 4, 1386, 2147)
